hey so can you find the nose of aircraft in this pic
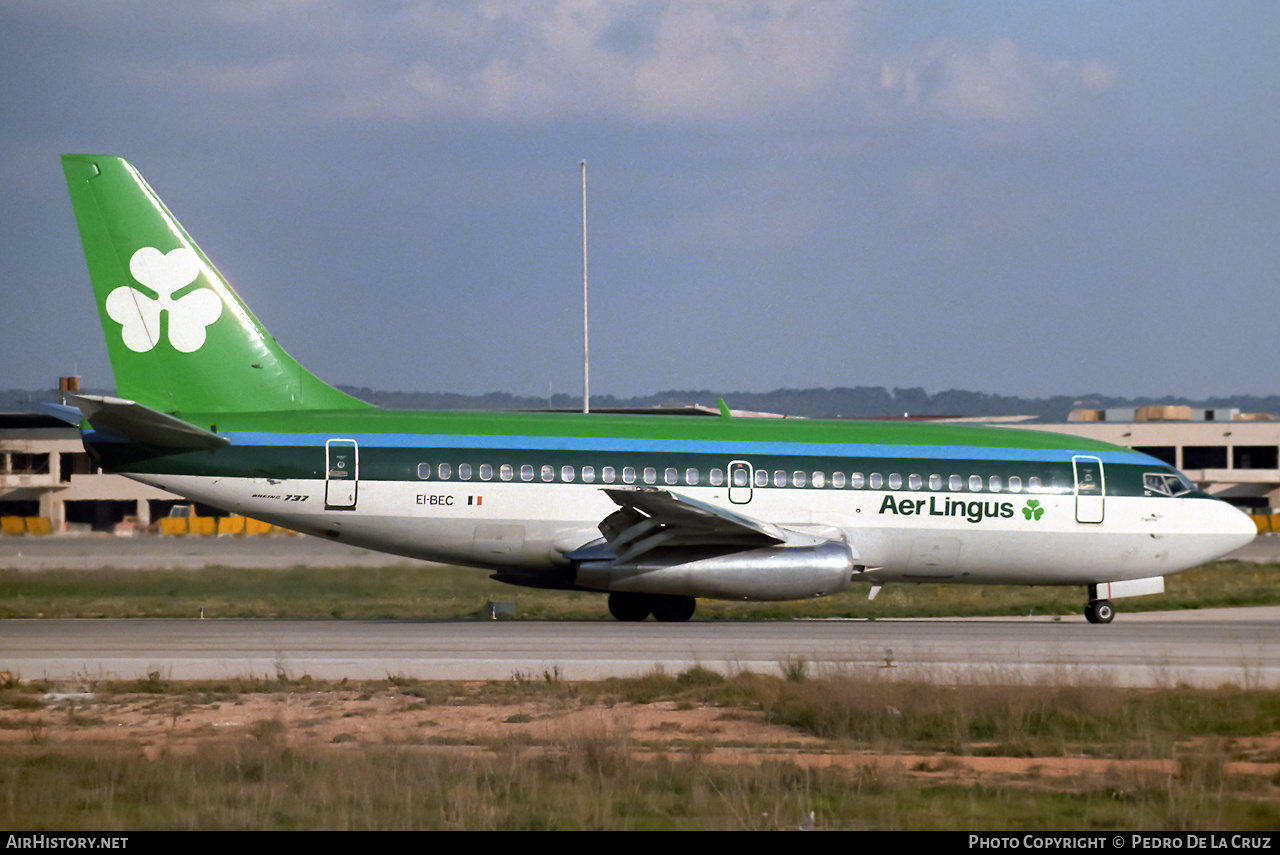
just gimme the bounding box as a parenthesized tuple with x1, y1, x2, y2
(1212, 500, 1259, 558)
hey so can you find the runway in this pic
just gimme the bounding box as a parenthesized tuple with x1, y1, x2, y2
(2, 535, 1276, 686)
(3, 609, 1277, 687)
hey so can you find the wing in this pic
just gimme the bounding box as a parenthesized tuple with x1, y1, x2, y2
(569, 486, 825, 564)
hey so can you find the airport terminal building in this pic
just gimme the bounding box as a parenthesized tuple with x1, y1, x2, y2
(1011, 405, 1280, 516)
(0, 412, 185, 534)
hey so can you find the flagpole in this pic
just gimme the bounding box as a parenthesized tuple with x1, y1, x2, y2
(581, 160, 589, 414)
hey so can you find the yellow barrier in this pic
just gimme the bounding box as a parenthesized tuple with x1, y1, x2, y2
(0, 517, 52, 536)
(1249, 514, 1280, 533)
(158, 517, 188, 535)
(244, 517, 276, 535)
(217, 515, 246, 535)
(188, 516, 216, 536)
(0, 511, 295, 537)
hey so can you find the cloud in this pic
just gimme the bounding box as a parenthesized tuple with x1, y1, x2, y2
(348, 0, 864, 124)
(876, 38, 1115, 131)
(14, 0, 1112, 136)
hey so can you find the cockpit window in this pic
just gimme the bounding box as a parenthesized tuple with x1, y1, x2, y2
(1144, 471, 1194, 497)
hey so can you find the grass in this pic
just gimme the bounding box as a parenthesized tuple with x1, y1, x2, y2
(0, 559, 1275, 620)
(1, 670, 1277, 830)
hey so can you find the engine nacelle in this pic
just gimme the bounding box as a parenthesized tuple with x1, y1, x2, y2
(574, 541, 855, 601)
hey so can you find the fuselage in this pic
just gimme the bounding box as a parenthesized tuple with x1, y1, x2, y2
(83, 407, 1257, 593)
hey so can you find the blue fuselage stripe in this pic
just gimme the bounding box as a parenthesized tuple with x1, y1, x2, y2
(221, 431, 1148, 464)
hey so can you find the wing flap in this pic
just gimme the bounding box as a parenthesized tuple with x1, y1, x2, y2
(583, 487, 822, 564)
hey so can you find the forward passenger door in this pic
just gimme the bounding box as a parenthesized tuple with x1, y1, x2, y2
(1073, 455, 1104, 524)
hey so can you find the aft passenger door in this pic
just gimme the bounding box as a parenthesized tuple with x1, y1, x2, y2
(325, 439, 358, 510)
(1072, 455, 1104, 524)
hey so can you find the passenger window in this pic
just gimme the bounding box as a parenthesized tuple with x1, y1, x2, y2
(949, 474, 963, 491)
(869, 473, 883, 489)
(709, 468, 723, 486)
(623, 467, 636, 484)
(732, 468, 748, 487)
(581, 465, 595, 483)
(686, 468, 700, 485)
(520, 464, 534, 482)
(479, 464, 493, 481)
(888, 473, 902, 489)
(541, 465, 554, 482)
(908, 474, 922, 490)
(417, 463, 431, 480)
(438, 463, 452, 480)
(561, 465, 575, 482)
(755, 469, 769, 487)
(812, 472, 825, 488)
(851, 472, 865, 489)
(988, 475, 1001, 492)
(1028, 476, 1043, 492)
(968, 475, 982, 492)
(643, 467, 657, 484)
(458, 463, 472, 481)
(602, 466, 616, 484)
(500, 464, 513, 482)
(665, 468, 678, 485)
(928, 474, 942, 491)
(793, 471, 806, 487)
(831, 472, 846, 488)
(774, 470, 786, 487)
(1007, 476, 1021, 493)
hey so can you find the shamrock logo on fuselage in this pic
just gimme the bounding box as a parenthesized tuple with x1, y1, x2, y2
(1022, 499, 1044, 520)
(105, 247, 222, 353)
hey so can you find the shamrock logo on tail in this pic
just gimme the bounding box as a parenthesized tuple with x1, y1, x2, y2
(106, 247, 222, 353)
(1022, 499, 1044, 520)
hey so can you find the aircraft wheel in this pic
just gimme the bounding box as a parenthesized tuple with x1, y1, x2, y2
(650, 595, 696, 623)
(608, 592, 652, 622)
(1084, 599, 1115, 624)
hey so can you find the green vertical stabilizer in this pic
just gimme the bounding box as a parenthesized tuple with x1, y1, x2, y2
(62, 154, 370, 414)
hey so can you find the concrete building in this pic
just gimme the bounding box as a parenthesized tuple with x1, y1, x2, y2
(1004, 409, 1279, 514)
(0, 413, 183, 533)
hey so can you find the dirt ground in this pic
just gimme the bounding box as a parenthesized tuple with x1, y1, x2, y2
(5, 685, 1280, 794)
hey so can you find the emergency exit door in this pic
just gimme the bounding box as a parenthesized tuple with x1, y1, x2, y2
(728, 460, 753, 504)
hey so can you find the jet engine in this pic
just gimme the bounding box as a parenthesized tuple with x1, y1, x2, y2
(573, 540, 855, 601)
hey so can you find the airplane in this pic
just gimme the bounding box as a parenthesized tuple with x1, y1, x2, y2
(59, 154, 1257, 624)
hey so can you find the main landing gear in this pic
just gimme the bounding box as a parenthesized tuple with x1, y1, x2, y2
(607, 592, 697, 623)
(1084, 584, 1115, 624)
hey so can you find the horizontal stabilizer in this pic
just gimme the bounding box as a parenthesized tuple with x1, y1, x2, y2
(72, 394, 230, 452)
(39, 402, 85, 426)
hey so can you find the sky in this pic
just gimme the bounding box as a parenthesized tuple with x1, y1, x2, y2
(2, 0, 1277, 401)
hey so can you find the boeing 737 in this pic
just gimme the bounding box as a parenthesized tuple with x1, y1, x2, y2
(59, 154, 1257, 623)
